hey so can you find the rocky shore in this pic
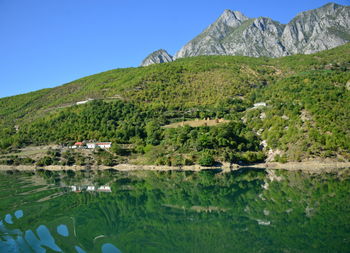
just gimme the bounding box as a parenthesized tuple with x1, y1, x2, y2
(1, 161, 350, 173)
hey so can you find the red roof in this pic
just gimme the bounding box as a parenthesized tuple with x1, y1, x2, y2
(96, 142, 112, 145)
(75, 142, 84, 145)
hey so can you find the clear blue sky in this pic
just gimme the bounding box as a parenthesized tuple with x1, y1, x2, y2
(0, 0, 349, 98)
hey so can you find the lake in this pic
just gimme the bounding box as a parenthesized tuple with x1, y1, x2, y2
(0, 168, 349, 253)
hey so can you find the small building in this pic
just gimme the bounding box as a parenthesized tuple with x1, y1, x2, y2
(76, 98, 94, 105)
(86, 143, 96, 149)
(253, 102, 267, 108)
(71, 142, 85, 149)
(96, 142, 112, 149)
(72, 142, 112, 149)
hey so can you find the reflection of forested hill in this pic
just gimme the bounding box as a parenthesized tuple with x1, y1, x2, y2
(1, 169, 350, 252)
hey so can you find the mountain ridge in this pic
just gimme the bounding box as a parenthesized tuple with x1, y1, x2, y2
(141, 49, 173, 67)
(142, 3, 350, 65)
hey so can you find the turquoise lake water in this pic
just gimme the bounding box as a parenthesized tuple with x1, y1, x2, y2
(0, 168, 349, 253)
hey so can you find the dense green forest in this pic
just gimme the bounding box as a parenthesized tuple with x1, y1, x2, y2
(0, 44, 349, 165)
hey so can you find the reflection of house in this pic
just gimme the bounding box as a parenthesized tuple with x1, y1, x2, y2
(70, 186, 83, 192)
(71, 142, 112, 149)
(69, 185, 111, 193)
(97, 186, 112, 192)
(87, 186, 95, 191)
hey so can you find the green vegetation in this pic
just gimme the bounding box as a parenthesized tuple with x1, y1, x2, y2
(249, 70, 350, 160)
(0, 43, 350, 165)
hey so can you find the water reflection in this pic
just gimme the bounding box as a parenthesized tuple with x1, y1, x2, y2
(0, 168, 350, 252)
(1, 211, 61, 252)
(69, 185, 112, 193)
(4, 214, 13, 224)
(24, 225, 62, 252)
(0, 210, 121, 253)
(14, 210, 23, 219)
(57, 224, 69, 237)
(102, 243, 122, 253)
(75, 245, 87, 253)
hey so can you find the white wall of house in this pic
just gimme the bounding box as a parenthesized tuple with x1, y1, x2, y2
(76, 98, 94, 105)
(76, 100, 88, 105)
(87, 143, 96, 149)
(70, 142, 112, 149)
(254, 102, 267, 108)
(96, 143, 112, 149)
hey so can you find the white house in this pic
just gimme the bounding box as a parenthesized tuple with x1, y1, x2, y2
(71, 142, 85, 149)
(86, 143, 96, 149)
(96, 142, 112, 149)
(76, 98, 94, 105)
(253, 102, 267, 108)
(73, 142, 111, 149)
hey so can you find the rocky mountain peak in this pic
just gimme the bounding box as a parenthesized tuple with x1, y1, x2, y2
(141, 49, 173, 67)
(252, 17, 284, 32)
(322, 2, 341, 10)
(173, 9, 249, 59)
(294, 2, 342, 19)
(143, 3, 350, 63)
(281, 3, 350, 54)
(212, 9, 249, 32)
(219, 9, 248, 23)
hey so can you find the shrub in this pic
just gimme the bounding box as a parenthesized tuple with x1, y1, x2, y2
(198, 152, 215, 166)
(36, 156, 53, 166)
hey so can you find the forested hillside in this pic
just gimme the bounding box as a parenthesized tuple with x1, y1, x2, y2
(0, 43, 349, 165)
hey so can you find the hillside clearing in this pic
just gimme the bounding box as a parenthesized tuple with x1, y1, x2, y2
(163, 118, 230, 128)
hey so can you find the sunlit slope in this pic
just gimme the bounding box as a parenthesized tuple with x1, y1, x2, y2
(0, 43, 349, 162)
(1, 43, 349, 125)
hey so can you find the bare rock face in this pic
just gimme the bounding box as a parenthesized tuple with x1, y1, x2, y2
(174, 10, 249, 58)
(141, 3, 350, 64)
(281, 3, 350, 55)
(219, 17, 287, 57)
(141, 49, 173, 67)
(174, 3, 350, 59)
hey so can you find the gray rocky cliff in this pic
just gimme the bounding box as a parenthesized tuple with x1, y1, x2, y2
(174, 3, 350, 59)
(174, 10, 249, 58)
(281, 3, 350, 54)
(141, 49, 173, 67)
(218, 17, 287, 57)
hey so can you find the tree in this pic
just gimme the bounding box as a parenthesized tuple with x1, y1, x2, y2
(198, 152, 215, 166)
(36, 156, 53, 166)
(111, 143, 123, 155)
(145, 121, 163, 145)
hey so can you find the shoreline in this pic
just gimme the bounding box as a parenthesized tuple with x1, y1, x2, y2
(1, 161, 350, 173)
